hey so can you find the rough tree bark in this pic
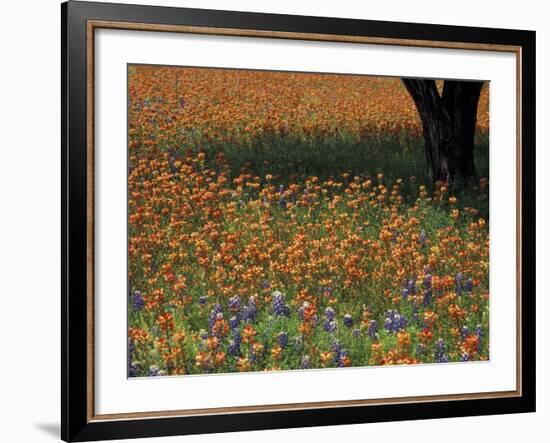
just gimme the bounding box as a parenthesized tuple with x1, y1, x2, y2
(401, 78, 484, 186)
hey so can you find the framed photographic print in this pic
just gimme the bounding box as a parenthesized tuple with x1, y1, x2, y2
(61, 1, 536, 441)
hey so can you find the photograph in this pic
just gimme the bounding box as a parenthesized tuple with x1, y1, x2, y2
(127, 65, 490, 377)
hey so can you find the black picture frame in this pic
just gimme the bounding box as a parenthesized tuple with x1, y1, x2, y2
(62, 1, 536, 441)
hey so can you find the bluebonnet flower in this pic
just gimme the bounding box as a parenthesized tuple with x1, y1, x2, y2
(423, 273, 432, 290)
(149, 365, 160, 376)
(278, 185, 287, 209)
(272, 291, 290, 317)
(343, 314, 353, 328)
(242, 296, 258, 322)
(435, 338, 448, 363)
(197, 330, 208, 351)
(465, 278, 474, 293)
(248, 345, 258, 363)
(337, 350, 350, 367)
(228, 329, 242, 356)
(277, 331, 288, 349)
(406, 278, 416, 295)
(229, 315, 240, 330)
(311, 314, 319, 326)
(228, 295, 241, 312)
(325, 307, 335, 321)
(330, 340, 343, 363)
(422, 273, 433, 306)
(461, 325, 469, 340)
(260, 279, 270, 290)
(476, 324, 484, 347)
(209, 303, 223, 332)
(460, 352, 470, 362)
(323, 319, 337, 333)
(329, 340, 350, 367)
(198, 294, 207, 306)
(423, 288, 433, 306)
(455, 273, 463, 295)
(131, 291, 144, 312)
(301, 355, 311, 369)
(367, 320, 378, 339)
(128, 339, 140, 376)
(129, 361, 141, 377)
(384, 310, 407, 333)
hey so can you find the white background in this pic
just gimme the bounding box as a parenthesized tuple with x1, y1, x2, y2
(0, 0, 546, 442)
(95, 29, 517, 414)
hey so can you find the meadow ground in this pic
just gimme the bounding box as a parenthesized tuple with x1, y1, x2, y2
(127, 66, 490, 376)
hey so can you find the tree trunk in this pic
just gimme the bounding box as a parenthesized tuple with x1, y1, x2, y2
(402, 78, 483, 186)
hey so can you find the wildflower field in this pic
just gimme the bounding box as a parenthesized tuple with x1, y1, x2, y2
(128, 65, 490, 377)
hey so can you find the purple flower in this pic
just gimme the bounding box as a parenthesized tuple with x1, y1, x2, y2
(343, 314, 353, 328)
(277, 331, 288, 349)
(243, 296, 258, 322)
(465, 278, 474, 292)
(131, 291, 144, 312)
(330, 340, 349, 367)
(229, 315, 240, 329)
(330, 340, 343, 363)
(311, 314, 319, 326)
(209, 303, 223, 331)
(272, 291, 290, 317)
(278, 185, 287, 209)
(228, 295, 241, 312)
(248, 344, 259, 363)
(475, 323, 484, 349)
(198, 294, 207, 306)
(460, 352, 470, 362)
(149, 365, 160, 376)
(129, 361, 141, 377)
(323, 319, 337, 333)
(406, 278, 416, 295)
(384, 310, 407, 333)
(325, 307, 335, 321)
(337, 350, 350, 367)
(228, 329, 242, 356)
(423, 273, 432, 290)
(367, 320, 378, 339)
(435, 338, 448, 363)
(128, 339, 140, 377)
(301, 355, 311, 369)
(461, 325, 469, 340)
(423, 288, 433, 306)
